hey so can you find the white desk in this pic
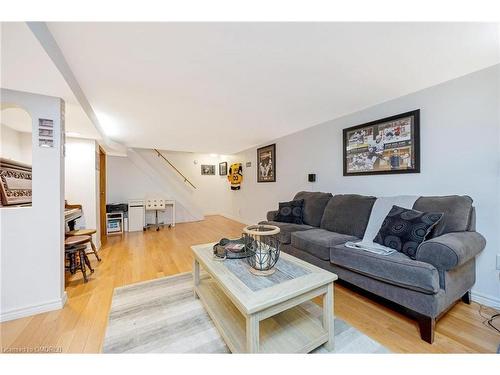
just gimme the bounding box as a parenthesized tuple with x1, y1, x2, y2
(145, 199, 175, 228)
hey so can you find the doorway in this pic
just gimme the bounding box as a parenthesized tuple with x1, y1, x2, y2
(99, 146, 106, 245)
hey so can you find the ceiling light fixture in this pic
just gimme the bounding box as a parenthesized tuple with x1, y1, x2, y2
(96, 111, 122, 138)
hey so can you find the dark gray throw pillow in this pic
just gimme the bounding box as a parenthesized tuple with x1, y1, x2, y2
(275, 199, 304, 224)
(374, 205, 443, 259)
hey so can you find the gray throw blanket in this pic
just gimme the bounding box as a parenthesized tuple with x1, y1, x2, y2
(345, 195, 419, 255)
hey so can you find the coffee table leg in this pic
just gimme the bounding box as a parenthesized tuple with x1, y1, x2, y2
(246, 314, 259, 353)
(323, 282, 335, 351)
(193, 258, 200, 299)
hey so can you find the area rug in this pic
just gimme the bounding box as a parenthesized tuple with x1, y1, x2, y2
(103, 272, 390, 353)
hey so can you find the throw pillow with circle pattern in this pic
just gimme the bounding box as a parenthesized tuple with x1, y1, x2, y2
(373, 205, 443, 259)
(275, 199, 304, 224)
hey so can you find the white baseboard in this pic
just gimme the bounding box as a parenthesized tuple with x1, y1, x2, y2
(61, 290, 68, 306)
(0, 292, 67, 322)
(219, 213, 252, 225)
(471, 290, 500, 309)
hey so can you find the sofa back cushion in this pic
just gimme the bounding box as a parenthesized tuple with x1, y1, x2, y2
(293, 191, 333, 227)
(320, 194, 376, 238)
(467, 207, 476, 231)
(412, 195, 473, 236)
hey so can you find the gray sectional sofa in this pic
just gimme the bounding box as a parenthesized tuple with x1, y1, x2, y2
(261, 191, 486, 343)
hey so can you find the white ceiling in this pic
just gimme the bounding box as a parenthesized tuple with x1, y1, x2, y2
(1, 22, 101, 139)
(3, 23, 500, 154)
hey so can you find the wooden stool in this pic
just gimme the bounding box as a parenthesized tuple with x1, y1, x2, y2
(65, 244, 91, 282)
(65, 236, 94, 283)
(66, 229, 101, 262)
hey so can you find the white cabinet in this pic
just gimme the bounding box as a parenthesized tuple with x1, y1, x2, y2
(128, 199, 145, 232)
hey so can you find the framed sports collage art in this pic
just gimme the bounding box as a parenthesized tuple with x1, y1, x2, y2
(343, 110, 420, 176)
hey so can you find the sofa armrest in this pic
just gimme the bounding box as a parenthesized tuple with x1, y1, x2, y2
(267, 210, 279, 221)
(416, 231, 486, 270)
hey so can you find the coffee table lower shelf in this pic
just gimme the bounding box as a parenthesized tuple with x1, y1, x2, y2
(195, 276, 329, 353)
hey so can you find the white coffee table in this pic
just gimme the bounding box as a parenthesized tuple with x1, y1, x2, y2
(191, 243, 338, 353)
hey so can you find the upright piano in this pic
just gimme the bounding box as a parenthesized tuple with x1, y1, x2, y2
(65, 203, 83, 231)
(0, 158, 32, 207)
(1, 157, 83, 229)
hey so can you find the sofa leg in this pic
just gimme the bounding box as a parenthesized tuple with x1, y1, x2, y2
(417, 316, 435, 344)
(461, 290, 471, 304)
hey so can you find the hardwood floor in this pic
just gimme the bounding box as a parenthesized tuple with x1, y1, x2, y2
(1, 215, 498, 353)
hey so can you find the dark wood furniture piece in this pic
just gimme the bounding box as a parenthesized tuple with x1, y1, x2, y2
(0, 158, 32, 207)
(64, 235, 94, 283)
(66, 229, 101, 261)
(64, 202, 82, 231)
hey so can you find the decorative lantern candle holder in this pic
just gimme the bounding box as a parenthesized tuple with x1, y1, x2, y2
(243, 224, 281, 276)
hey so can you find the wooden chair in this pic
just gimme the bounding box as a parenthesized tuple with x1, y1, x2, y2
(66, 229, 101, 261)
(65, 235, 94, 283)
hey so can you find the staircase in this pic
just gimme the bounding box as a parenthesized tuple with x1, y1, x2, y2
(126, 148, 204, 223)
(153, 149, 197, 189)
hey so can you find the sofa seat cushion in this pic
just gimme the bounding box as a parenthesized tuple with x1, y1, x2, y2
(330, 244, 440, 294)
(258, 221, 314, 244)
(291, 229, 359, 261)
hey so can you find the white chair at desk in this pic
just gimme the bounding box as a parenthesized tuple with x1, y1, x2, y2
(144, 198, 175, 231)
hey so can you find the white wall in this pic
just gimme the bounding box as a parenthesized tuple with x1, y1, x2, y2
(106, 150, 236, 225)
(0, 123, 32, 164)
(154, 150, 236, 217)
(231, 64, 500, 308)
(1, 89, 65, 322)
(106, 153, 192, 225)
(64, 137, 100, 248)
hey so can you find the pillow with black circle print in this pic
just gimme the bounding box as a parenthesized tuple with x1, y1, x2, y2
(275, 199, 304, 224)
(373, 205, 443, 259)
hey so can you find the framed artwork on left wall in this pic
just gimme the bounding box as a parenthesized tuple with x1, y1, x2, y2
(219, 162, 227, 175)
(201, 165, 215, 175)
(257, 143, 276, 182)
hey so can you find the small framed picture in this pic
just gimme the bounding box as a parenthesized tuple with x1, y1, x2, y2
(201, 164, 215, 175)
(343, 110, 420, 176)
(219, 162, 227, 175)
(257, 143, 276, 182)
(38, 118, 55, 148)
